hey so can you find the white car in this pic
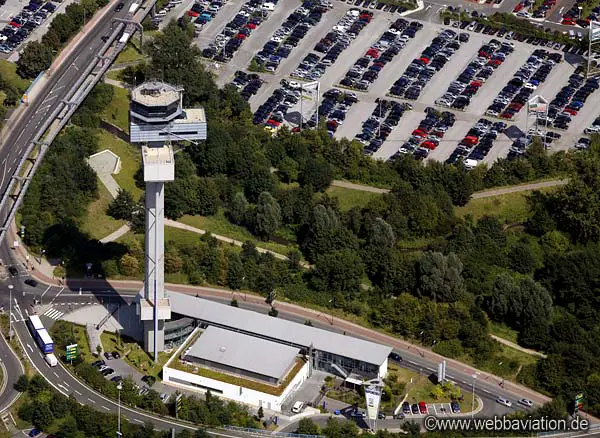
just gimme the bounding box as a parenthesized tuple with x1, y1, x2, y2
(518, 399, 533, 408)
(496, 398, 512, 407)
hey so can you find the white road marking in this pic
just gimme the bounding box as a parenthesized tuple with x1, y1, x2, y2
(63, 381, 70, 387)
(53, 372, 59, 378)
(0, 158, 7, 188)
(41, 285, 52, 298)
(102, 405, 110, 411)
(50, 287, 65, 304)
(26, 344, 33, 353)
(133, 419, 144, 424)
(74, 390, 82, 395)
(88, 398, 96, 404)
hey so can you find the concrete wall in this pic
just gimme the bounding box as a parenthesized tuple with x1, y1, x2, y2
(379, 359, 388, 379)
(163, 360, 310, 412)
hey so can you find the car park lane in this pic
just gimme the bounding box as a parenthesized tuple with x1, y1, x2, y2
(247, 5, 350, 109)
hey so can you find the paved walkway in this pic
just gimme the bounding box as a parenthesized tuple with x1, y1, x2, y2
(490, 334, 547, 359)
(331, 178, 568, 199)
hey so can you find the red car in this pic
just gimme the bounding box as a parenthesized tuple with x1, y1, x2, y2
(9, 21, 22, 28)
(421, 141, 437, 150)
(462, 136, 478, 145)
(513, 3, 524, 12)
(563, 108, 578, 115)
(267, 119, 281, 127)
(419, 56, 430, 64)
(245, 23, 257, 29)
(236, 33, 246, 39)
(470, 80, 482, 87)
(412, 128, 427, 137)
(419, 402, 428, 414)
(488, 59, 502, 66)
(188, 10, 199, 16)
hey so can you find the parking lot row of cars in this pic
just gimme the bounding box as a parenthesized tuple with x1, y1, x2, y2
(341, 0, 411, 14)
(291, 8, 373, 81)
(202, 0, 277, 63)
(436, 38, 514, 111)
(308, 87, 358, 136)
(545, 67, 599, 130)
(354, 98, 412, 155)
(253, 81, 301, 130)
(391, 107, 456, 161)
(230, 70, 264, 100)
(485, 49, 561, 120)
(252, 0, 332, 74)
(388, 28, 460, 101)
(585, 116, 600, 135)
(339, 18, 420, 91)
(0, 0, 57, 54)
(446, 118, 508, 167)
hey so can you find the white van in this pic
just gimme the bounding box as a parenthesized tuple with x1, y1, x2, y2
(262, 2, 275, 11)
(291, 401, 304, 413)
(45, 353, 58, 367)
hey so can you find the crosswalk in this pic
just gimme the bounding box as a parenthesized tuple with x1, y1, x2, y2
(43, 307, 65, 320)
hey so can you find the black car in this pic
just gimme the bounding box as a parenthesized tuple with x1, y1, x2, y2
(24, 278, 38, 287)
(114, 2, 124, 11)
(101, 368, 114, 376)
(112, 351, 121, 359)
(411, 404, 419, 414)
(92, 360, 105, 368)
(402, 401, 411, 414)
(388, 352, 402, 362)
(104, 351, 112, 360)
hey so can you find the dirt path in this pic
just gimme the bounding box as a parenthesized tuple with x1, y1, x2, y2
(331, 179, 568, 199)
(490, 334, 548, 359)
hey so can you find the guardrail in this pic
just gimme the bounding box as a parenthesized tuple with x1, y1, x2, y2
(223, 425, 326, 437)
(0, 0, 157, 245)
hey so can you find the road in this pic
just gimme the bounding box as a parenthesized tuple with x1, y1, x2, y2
(0, 327, 24, 414)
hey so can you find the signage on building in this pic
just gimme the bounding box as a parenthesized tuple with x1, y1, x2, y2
(365, 385, 382, 421)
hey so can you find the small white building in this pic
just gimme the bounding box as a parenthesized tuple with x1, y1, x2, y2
(163, 326, 309, 412)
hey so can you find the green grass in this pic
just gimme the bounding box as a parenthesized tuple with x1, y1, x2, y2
(101, 85, 130, 133)
(80, 178, 126, 240)
(403, 373, 476, 413)
(0, 60, 30, 94)
(114, 43, 145, 65)
(101, 332, 169, 378)
(179, 209, 298, 257)
(96, 130, 143, 199)
(171, 357, 307, 396)
(489, 322, 519, 344)
(456, 191, 533, 225)
(51, 323, 94, 365)
(325, 185, 381, 211)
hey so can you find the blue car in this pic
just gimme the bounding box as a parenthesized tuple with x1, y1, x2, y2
(29, 429, 42, 437)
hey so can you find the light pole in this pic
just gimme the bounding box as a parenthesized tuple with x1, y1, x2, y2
(578, 6, 583, 20)
(471, 373, 478, 418)
(8, 285, 13, 340)
(327, 298, 334, 325)
(117, 382, 123, 437)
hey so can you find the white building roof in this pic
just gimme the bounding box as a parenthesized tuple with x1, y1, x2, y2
(185, 326, 299, 380)
(170, 292, 392, 367)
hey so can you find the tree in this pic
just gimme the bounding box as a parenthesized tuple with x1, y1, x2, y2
(417, 251, 466, 302)
(227, 252, 244, 290)
(253, 192, 281, 240)
(119, 254, 140, 276)
(14, 374, 29, 392)
(107, 189, 136, 221)
(229, 192, 248, 225)
(56, 415, 79, 438)
(508, 242, 538, 274)
(278, 156, 299, 183)
(296, 418, 319, 435)
(312, 249, 364, 296)
(32, 401, 54, 429)
(431, 385, 444, 400)
(17, 41, 53, 78)
(299, 157, 333, 192)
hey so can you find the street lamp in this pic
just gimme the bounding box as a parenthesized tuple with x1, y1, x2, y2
(117, 382, 123, 437)
(328, 299, 334, 325)
(578, 6, 583, 20)
(8, 285, 13, 340)
(471, 373, 479, 418)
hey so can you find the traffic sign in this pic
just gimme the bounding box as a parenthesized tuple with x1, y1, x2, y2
(66, 343, 79, 362)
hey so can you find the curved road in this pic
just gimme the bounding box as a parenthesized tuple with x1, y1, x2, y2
(0, 328, 24, 413)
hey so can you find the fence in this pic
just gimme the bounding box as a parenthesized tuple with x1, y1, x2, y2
(223, 426, 325, 437)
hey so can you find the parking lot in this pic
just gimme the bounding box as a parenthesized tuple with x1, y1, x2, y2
(156, 0, 600, 165)
(0, 0, 72, 59)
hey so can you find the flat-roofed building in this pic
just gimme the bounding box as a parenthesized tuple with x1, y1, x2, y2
(182, 326, 300, 385)
(168, 292, 391, 380)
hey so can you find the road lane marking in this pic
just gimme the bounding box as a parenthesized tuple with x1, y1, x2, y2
(50, 287, 65, 304)
(102, 405, 110, 411)
(133, 419, 144, 424)
(53, 372, 59, 378)
(0, 158, 7, 188)
(63, 381, 70, 387)
(41, 285, 52, 298)
(88, 398, 96, 403)
(74, 390, 82, 395)
(26, 344, 33, 352)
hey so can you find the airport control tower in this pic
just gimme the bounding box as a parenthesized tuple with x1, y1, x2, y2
(129, 82, 206, 358)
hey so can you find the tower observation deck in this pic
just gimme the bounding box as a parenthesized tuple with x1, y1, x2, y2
(130, 82, 207, 358)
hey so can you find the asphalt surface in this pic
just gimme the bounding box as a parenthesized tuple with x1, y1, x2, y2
(0, 0, 133, 233)
(0, 325, 23, 414)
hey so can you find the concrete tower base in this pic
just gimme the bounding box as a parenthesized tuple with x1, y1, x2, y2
(143, 319, 165, 353)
